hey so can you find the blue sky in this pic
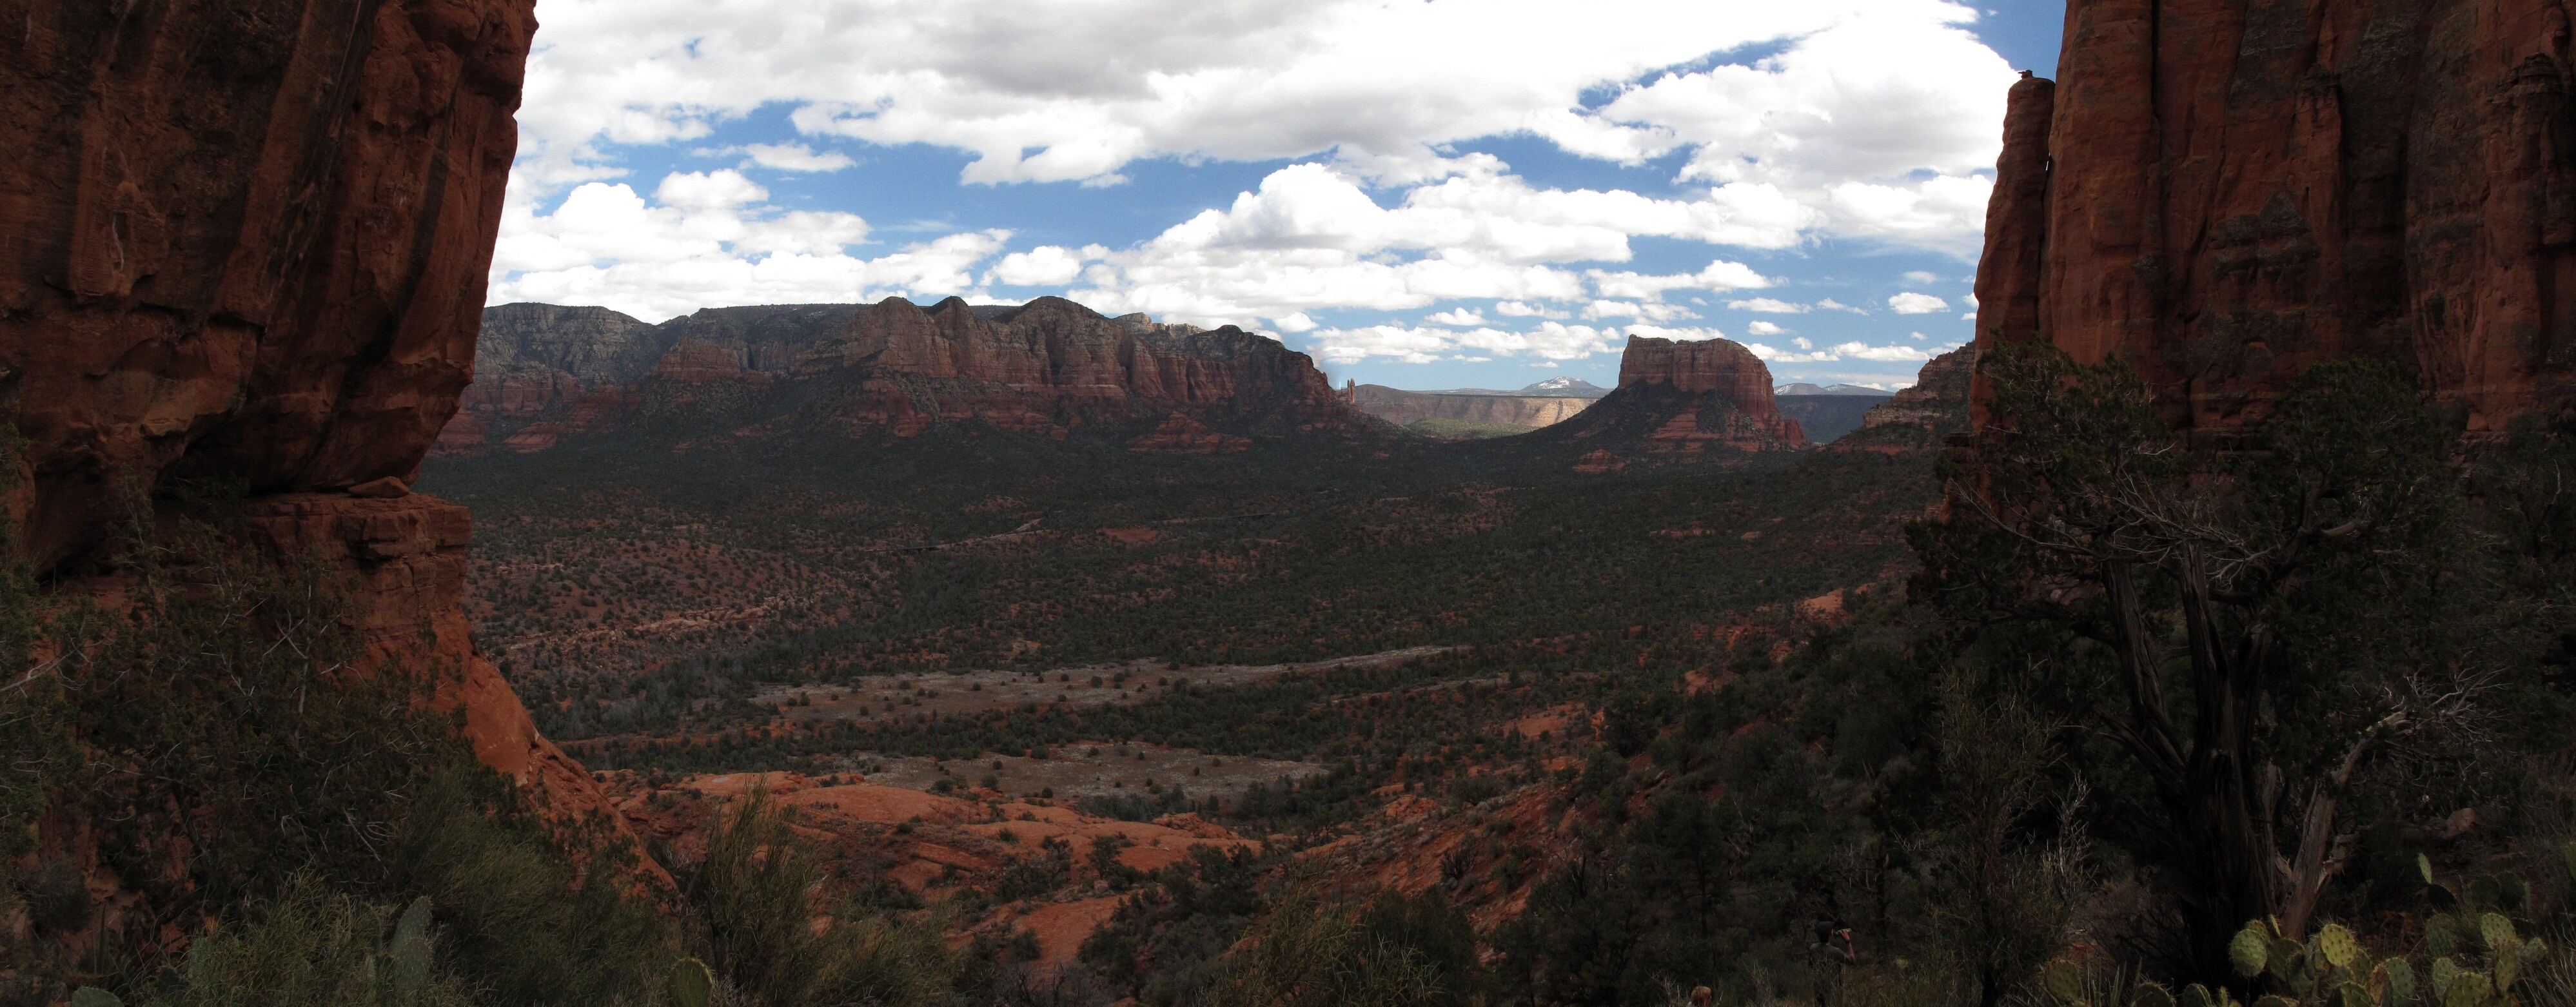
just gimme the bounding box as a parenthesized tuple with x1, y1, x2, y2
(493, 0, 2067, 391)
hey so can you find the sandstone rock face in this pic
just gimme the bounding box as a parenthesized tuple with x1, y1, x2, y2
(435, 304, 656, 452)
(1975, 1, 2576, 439)
(1348, 386, 1595, 433)
(440, 302, 855, 451)
(440, 296, 1369, 454)
(4, 0, 641, 850)
(3, 0, 537, 571)
(1543, 336, 1802, 453)
(801, 297, 1355, 448)
(1836, 347, 1977, 454)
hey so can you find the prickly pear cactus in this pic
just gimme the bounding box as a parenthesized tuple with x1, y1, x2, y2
(391, 895, 435, 997)
(2043, 958, 2087, 1004)
(2444, 971, 2492, 1007)
(2375, 957, 2416, 1004)
(2232, 926, 2272, 978)
(2315, 924, 2359, 970)
(69, 990, 123, 1007)
(2129, 983, 2176, 1007)
(669, 956, 716, 1007)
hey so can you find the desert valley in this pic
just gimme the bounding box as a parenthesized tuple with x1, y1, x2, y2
(9, 2, 2576, 1007)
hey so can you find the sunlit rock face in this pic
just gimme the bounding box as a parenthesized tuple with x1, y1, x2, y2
(442, 296, 1375, 455)
(1539, 336, 1804, 454)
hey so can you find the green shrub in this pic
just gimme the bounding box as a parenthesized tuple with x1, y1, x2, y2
(684, 788, 959, 1006)
(382, 767, 677, 1006)
(138, 872, 479, 1007)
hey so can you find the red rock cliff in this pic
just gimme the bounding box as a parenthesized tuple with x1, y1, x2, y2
(1542, 335, 1804, 453)
(441, 296, 1371, 453)
(800, 296, 1361, 449)
(1976, 1, 2576, 439)
(2, 0, 638, 846)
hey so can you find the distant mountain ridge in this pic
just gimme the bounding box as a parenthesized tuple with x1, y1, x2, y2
(1411, 376, 1610, 398)
(1348, 386, 1594, 438)
(438, 297, 1375, 455)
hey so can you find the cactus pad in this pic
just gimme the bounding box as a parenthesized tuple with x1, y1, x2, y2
(2445, 972, 2492, 1007)
(2043, 958, 2085, 1002)
(391, 895, 435, 995)
(2480, 912, 2515, 952)
(2317, 923, 2359, 968)
(2129, 983, 2175, 1007)
(2268, 937, 2303, 980)
(69, 990, 123, 1007)
(2230, 926, 2271, 977)
(670, 957, 716, 1007)
(2384, 959, 2417, 1003)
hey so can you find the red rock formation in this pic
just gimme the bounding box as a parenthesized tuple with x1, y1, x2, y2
(439, 295, 1372, 454)
(3, 0, 640, 852)
(1543, 336, 1803, 453)
(1835, 347, 1977, 455)
(437, 304, 658, 453)
(1620, 335, 1787, 404)
(3, 0, 536, 570)
(796, 297, 1361, 451)
(1974, 1, 2576, 440)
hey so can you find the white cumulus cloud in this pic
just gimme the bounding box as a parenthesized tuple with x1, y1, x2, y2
(488, 173, 992, 320)
(990, 245, 1104, 286)
(1888, 291, 1950, 314)
(1311, 321, 1627, 364)
(490, 0, 2023, 361)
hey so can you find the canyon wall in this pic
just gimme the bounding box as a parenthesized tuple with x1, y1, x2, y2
(803, 297, 1358, 447)
(441, 296, 1371, 453)
(1348, 386, 1595, 433)
(1, 0, 634, 834)
(1976, 2, 2576, 440)
(1544, 335, 1804, 453)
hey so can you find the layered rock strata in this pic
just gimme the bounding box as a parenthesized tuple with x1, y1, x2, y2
(1974, 3, 2576, 439)
(1542, 336, 1804, 453)
(440, 296, 1369, 453)
(438, 303, 856, 452)
(3, 0, 636, 842)
(1348, 386, 1595, 434)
